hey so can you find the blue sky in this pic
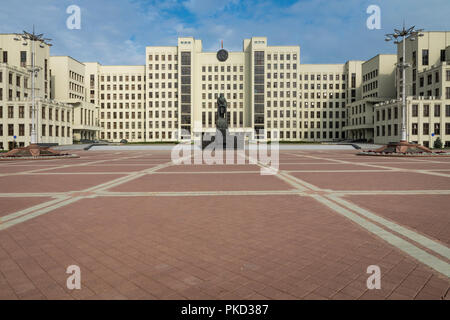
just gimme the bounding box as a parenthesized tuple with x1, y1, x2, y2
(1, 0, 449, 65)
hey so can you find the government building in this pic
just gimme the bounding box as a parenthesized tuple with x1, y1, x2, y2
(1, 32, 450, 149)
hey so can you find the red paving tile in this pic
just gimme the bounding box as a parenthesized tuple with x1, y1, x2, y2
(0, 149, 448, 300)
(280, 163, 386, 171)
(0, 174, 125, 193)
(159, 164, 261, 172)
(290, 171, 450, 191)
(0, 197, 53, 217)
(42, 165, 156, 173)
(111, 172, 293, 192)
(345, 195, 450, 246)
(3, 194, 448, 300)
(375, 162, 450, 170)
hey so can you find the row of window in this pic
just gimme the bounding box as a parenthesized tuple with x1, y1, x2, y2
(101, 84, 144, 91)
(267, 110, 346, 119)
(299, 74, 345, 81)
(376, 122, 450, 137)
(267, 131, 345, 140)
(266, 53, 297, 61)
(0, 71, 29, 88)
(148, 64, 177, 71)
(363, 69, 379, 82)
(0, 105, 70, 121)
(268, 121, 345, 130)
(100, 93, 144, 100)
(69, 71, 84, 83)
(411, 104, 450, 117)
(0, 87, 28, 101)
(100, 102, 145, 109)
(100, 75, 143, 82)
(148, 54, 177, 62)
(0, 123, 71, 137)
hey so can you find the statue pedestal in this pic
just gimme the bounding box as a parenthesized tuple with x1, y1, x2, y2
(201, 129, 240, 150)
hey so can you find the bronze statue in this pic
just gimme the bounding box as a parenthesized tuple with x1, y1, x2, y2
(217, 93, 227, 120)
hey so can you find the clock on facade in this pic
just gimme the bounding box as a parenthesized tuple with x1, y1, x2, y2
(217, 49, 228, 62)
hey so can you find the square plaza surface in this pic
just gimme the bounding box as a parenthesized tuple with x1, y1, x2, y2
(0, 149, 448, 300)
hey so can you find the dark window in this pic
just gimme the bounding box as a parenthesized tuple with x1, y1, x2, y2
(423, 104, 429, 117)
(423, 123, 429, 135)
(434, 104, 441, 117)
(422, 49, 429, 66)
(412, 104, 418, 117)
(20, 51, 26, 67)
(412, 123, 418, 135)
(434, 123, 440, 135)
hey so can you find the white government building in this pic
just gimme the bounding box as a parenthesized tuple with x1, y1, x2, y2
(1, 32, 450, 149)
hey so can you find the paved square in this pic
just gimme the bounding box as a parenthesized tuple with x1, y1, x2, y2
(0, 149, 448, 300)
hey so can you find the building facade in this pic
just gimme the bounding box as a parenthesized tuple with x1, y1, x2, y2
(0, 34, 72, 150)
(49, 56, 102, 142)
(373, 31, 450, 146)
(2, 32, 450, 149)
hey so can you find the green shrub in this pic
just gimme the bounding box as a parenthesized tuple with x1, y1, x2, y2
(433, 137, 443, 149)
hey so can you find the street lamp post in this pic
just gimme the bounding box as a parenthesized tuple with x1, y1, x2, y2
(385, 25, 423, 142)
(14, 27, 52, 146)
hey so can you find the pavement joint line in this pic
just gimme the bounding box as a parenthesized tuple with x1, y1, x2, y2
(0, 196, 69, 223)
(277, 170, 323, 191)
(0, 155, 190, 229)
(0, 193, 70, 197)
(1, 150, 450, 282)
(332, 190, 450, 195)
(0, 154, 144, 177)
(151, 171, 263, 174)
(95, 190, 304, 197)
(291, 153, 450, 178)
(311, 194, 450, 278)
(414, 170, 450, 178)
(277, 152, 450, 276)
(243, 153, 308, 191)
(0, 196, 81, 231)
(327, 194, 450, 261)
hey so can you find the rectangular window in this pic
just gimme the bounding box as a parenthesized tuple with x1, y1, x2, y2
(20, 51, 26, 67)
(422, 49, 429, 66)
(434, 123, 440, 135)
(423, 123, 429, 135)
(19, 124, 25, 136)
(434, 104, 441, 117)
(412, 123, 418, 135)
(412, 104, 418, 117)
(423, 104, 429, 117)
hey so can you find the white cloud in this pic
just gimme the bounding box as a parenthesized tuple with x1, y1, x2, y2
(0, 0, 448, 65)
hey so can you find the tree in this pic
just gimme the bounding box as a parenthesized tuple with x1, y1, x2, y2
(433, 137, 443, 149)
